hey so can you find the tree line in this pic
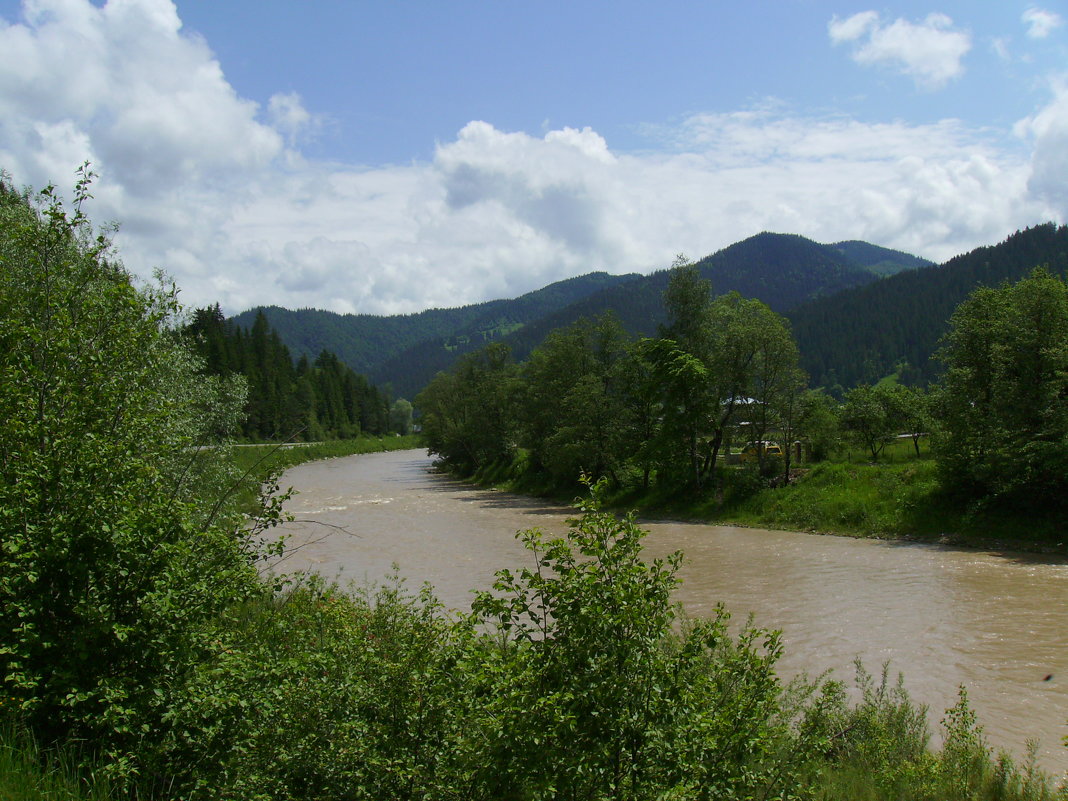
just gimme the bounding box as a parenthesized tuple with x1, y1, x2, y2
(418, 258, 814, 492)
(184, 304, 408, 441)
(789, 223, 1068, 392)
(418, 257, 1068, 516)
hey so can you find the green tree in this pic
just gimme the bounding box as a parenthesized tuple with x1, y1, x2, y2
(794, 388, 841, 463)
(517, 314, 631, 486)
(935, 268, 1068, 506)
(468, 485, 818, 800)
(652, 260, 717, 488)
(390, 397, 414, 435)
(0, 171, 263, 766)
(884, 383, 931, 457)
(840, 384, 901, 461)
(416, 343, 518, 474)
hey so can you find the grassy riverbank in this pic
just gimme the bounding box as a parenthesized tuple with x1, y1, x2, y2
(230, 435, 423, 512)
(232, 434, 423, 478)
(469, 446, 1067, 555)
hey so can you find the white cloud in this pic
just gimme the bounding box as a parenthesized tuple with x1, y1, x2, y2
(0, 0, 283, 197)
(0, 0, 1062, 319)
(828, 10, 879, 44)
(1015, 76, 1068, 210)
(991, 36, 1011, 62)
(268, 92, 316, 146)
(1022, 7, 1063, 39)
(828, 11, 971, 89)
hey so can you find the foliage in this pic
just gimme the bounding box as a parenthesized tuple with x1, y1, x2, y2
(185, 305, 393, 441)
(643, 262, 806, 491)
(793, 389, 841, 463)
(716, 459, 946, 538)
(516, 314, 632, 485)
(249, 232, 884, 402)
(234, 271, 636, 400)
(390, 397, 414, 435)
(840, 384, 902, 461)
(0, 718, 120, 801)
(791, 223, 1068, 390)
(934, 268, 1068, 510)
(0, 170, 266, 773)
(416, 343, 518, 474)
(467, 482, 823, 800)
(145, 575, 467, 801)
(813, 669, 1066, 801)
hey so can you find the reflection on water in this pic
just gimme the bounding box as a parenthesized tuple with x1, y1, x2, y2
(277, 449, 1068, 776)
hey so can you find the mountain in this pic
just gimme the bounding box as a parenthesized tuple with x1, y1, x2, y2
(789, 223, 1068, 390)
(372, 232, 882, 397)
(230, 232, 932, 399)
(230, 271, 636, 377)
(832, 240, 933, 276)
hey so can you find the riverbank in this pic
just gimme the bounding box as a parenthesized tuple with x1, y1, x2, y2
(466, 455, 1068, 557)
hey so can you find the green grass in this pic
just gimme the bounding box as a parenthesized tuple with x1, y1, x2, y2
(231, 434, 422, 478)
(712, 456, 1065, 550)
(479, 442, 1066, 552)
(723, 459, 945, 537)
(0, 721, 118, 801)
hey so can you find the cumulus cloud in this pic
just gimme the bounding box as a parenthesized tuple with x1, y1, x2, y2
(0, 0, 1062, 318)
(1022, 7, 1063, 39)
(829, 11, 971, 89)
(1015, 78, 1068, 210)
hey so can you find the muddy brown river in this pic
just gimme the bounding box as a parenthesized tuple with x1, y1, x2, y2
(275, 449, 1068, 776)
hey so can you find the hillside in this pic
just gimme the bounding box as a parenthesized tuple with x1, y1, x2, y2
(231, 232, 932, 399)
(789, 223, 1068, 390)
(832, 240, 932, 276)
(230, 271, 636, 376)
(374, 232, 884, 396)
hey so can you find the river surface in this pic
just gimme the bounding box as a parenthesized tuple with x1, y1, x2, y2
(275, 449, 1068, 776)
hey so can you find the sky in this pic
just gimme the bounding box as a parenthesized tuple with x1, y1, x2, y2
(1, 1, 1066, 316)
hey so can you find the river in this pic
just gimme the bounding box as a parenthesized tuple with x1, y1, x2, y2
(274, 448, 1068, 777)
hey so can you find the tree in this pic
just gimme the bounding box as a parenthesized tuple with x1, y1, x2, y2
(794, 388, 841, 463)
(0, 170, 263, 762)
(389, 398, 414, 435)
(884, 383, 931, 457)
(840, 384, 900, 461)
(935, 268, 1068, 506)
(416, 343, 518, 474)
(653, 260, 717, 488)
(468, 485, 814, 799)
(517, 314, 631, 486)
(652, 260, 803, 491)
(770, 367, 809, 483)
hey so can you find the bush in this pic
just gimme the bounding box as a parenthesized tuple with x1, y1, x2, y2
(0, 170, 264, 777)
(467, 481, 824, 800)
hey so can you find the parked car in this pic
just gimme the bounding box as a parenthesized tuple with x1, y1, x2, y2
(739, 441, 782, 463)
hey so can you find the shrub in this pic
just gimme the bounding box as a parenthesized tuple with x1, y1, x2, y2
(466, 482, 824, 800)
(0, 170, 262, 777)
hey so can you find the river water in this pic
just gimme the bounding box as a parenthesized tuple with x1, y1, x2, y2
(274, 448, 1068, 776)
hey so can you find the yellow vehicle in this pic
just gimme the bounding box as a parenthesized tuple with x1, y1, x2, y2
(738, 441, 783, 463)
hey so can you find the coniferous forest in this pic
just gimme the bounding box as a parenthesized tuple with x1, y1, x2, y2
(183, 305, 394, 441)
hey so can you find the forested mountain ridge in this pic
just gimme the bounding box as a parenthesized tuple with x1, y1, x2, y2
(230, 271, 636, 376)
(789, 223, 1068, 390)
(370, 232, 892, 397)
(832, 240, 933, 276)
(231, 232, 925, 399)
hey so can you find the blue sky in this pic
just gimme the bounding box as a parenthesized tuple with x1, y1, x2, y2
(1, 1, 1066, 315)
